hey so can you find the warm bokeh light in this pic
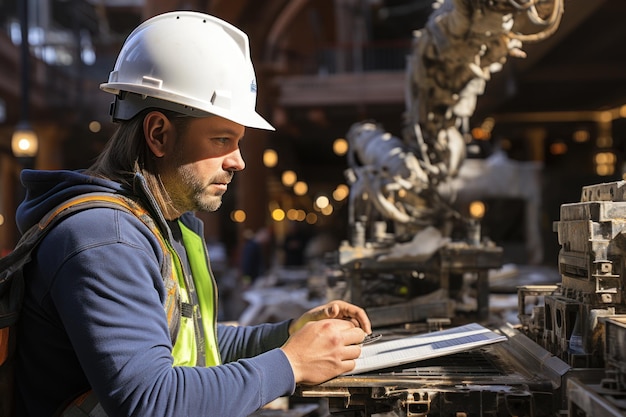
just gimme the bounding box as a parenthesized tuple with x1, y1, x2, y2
(572, 129, 590, 143)
(596, 164, 615, 176)
(16, 139, 31, 152)
(88, 120, 101, 133)
(469, 200, 486, 219)
(230, 209, 246, 223)
(332, 184, 349, 201)
(549, 141, 568, 155)
(293, 181, 308, 196)
(315, 195, 330, 209)
(471, 127, 490, 140)
(263, 149, 278, 167)
(281, 170, 297, 187)
(595, 152, 616, 176)
(305, 213, 317, 224)
(321, 205, 333, 215)
(271, 208, 286, 221)
(11, 125, 38, 157)
(287, 208, 299, 221)
(595, 152, 616, 165)
(0, 214, 4, 226)
(333, 138, 349, 156)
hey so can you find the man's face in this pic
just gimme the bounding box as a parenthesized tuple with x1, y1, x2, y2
(159, 115, 246, 214)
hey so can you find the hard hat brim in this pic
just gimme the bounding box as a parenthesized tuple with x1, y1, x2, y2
(101, 83, 275, 131)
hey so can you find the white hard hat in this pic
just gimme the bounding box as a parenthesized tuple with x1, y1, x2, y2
(100, 11, 274, 131)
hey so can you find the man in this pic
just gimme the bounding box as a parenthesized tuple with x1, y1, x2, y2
(14, 11, 371, 417)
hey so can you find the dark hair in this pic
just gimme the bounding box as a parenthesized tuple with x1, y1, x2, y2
(85, 109, 190, 212)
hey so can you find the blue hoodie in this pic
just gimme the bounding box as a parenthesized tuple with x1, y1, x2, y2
(14, 169, 295, 417)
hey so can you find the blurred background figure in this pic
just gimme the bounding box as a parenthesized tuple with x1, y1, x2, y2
(281, 221, 311, 267)
(240, 227, 273, 285)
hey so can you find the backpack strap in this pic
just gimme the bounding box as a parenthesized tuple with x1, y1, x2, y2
(1, 193, 146, 327)
(70, 193, 181, 342)
(2, 192, 181, 336)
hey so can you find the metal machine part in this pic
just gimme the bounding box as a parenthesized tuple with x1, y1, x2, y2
(516, 181, 626, 416)
(567, 317, 626, 416)
(567, 316, 626, 415)
(604, 317, 626, 392)
(335, 241, 502, 326)
(519, 182, 626, 366)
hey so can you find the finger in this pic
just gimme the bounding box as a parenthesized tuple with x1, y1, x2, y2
(353, 312, 372, 334)
(344, 327, 367, 345)
(347, 317, 360, 328)
(338, 358, 357, 374)
(339, 310, 372, 334)
(308, 304, 337, 321)
(329, 317, 358, 331)
(320, 302, 373, 333)
(342, 343, 362, 360)
(341, 306, 371, 333)
(326, 303, 340, 318)
(310, 308, 329, 320)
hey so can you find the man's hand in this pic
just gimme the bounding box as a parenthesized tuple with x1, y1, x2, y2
(281, 318, 366, 385)
(289, 300, 372, 335)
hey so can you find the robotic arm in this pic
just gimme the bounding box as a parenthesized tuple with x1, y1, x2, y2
(345, 0, 563, 245)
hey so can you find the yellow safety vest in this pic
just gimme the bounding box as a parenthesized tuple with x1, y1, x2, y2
(170, 220, 221, 367)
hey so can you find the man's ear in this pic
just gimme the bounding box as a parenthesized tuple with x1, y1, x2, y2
(143, 111, 174, 157)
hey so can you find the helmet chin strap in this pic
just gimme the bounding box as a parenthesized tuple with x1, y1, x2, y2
(110, 91, 212, 122)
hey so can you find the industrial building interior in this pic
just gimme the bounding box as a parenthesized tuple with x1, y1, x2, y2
(1, 0, 626, 416)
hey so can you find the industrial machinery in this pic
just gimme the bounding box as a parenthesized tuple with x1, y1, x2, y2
(300, 184, 626, 417)
(517, 181, 626, 416)
(332, 0, 563, 325)
(296, 1, 624, 416)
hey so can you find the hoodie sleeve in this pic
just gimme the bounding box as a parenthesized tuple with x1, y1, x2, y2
(40, 208, 295, 417)
(218, 321, 291, 363)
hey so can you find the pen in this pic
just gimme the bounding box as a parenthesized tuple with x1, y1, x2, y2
(362, 333, 382, 345)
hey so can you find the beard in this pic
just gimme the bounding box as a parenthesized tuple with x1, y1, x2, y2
(161, 143, 234, 214)
(175, 164, 232, 212)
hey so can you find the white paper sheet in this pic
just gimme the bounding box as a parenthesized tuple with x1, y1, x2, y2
(346, 323, 507, 375)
